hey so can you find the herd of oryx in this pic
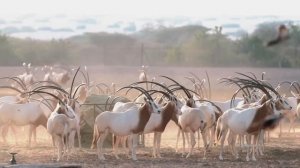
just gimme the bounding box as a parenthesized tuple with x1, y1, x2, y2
(0, 63, 300, 163)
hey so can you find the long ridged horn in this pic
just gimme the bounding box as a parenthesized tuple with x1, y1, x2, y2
(0, 77, 27, 91)
(72, 83, 87, 98)
(27, 90, 66, 106)
(189, 72, 205, 96)
(69, 67, 81, 99)
(117, 86, 153, 101)
(160, 76, 192, 98)
(130, 81, 175, 96)
(205, 71, 211, 99)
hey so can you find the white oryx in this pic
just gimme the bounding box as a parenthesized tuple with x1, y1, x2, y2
(47, 100, 76, 161)
(159, 76, 210, 159)
(17, 62, 36, 87)
(276, 81, 300, 137)
(43, 65, 72, 86)
(113, 81, 182, 158)
(217, 74, 292, 161)
(0, 100, 48, 146)
(91, 86, 161, 160)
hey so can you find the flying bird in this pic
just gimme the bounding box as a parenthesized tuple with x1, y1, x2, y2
(266, 24, 290, 47)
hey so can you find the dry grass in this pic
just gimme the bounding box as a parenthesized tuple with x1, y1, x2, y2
(1, 66, 300, 167)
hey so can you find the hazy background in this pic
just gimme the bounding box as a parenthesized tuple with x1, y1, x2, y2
(0, 0, 299, 67)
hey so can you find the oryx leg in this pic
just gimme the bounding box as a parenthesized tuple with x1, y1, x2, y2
(219, 128, 228, 160)
(97, 130, 108, 160)
(121, 136, 129, 157)
(156, 132, 162, 158)
(228, 132, 238, 159)
(175, 127, 180, 153)
(56, 135, 64, 161)
(197, 129, 200, 149)
(211, 126, 216, 146)
(28, 125, 37, 147)
(113, 136, 121, 159)
(245, 135, 251, 161)
(131, 134, 138, 161)
(201, 130, 208, 159)
(76, 126, 82, 149)
(251, 134, 258, 161)
(152, 133, 157, 158)
(258, 130, 264, 156)
(127, 135, 133, 159)
(186, 131, 196, 158)
(181, 130, 185, 156)
(68, 131, 76, 153)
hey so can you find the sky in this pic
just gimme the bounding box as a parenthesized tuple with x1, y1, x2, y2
(0, 0, 298, 39)
(0, 0, 298, 18)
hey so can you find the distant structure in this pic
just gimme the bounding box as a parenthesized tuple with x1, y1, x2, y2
(139, 65, 149, 90)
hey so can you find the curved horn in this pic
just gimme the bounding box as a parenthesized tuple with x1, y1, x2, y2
(290, 81, 300, 94)
(160, 75, 192, 98)
(0, 77, 27, 91)
(189, 72, 209, 98)
(205, 71, 211, 100)
(130, 81, 175, 96)
(79, 68, 88, 86)
(170, 86, 202, 98)
(220, 77, 249, 96)
(247, 72, 257, 80)
(104, 96, 112, 111)
(27, 90, 66, 106)
(85, 66, 90, 87)
(32, 85, 69, 96)
(108, 96, 122, 111)
(29, 80, 62, 88)
(236, 72, 279, 97)
(185, 77, 203, 97)
(72, 83, 87, 99)
(69, 67, 81, 99)
(194, 99, 223, 114)
(117, 86, 153, 101)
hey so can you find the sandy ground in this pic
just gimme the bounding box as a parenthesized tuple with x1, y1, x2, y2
(1, 124, 300, 168)
(1, 66, 300, 167)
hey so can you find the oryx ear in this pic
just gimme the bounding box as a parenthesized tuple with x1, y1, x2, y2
(143, 97, 148, 102)
(291, 90, 299, 98)
(74, 96, 79, 101)
(63, 98, 68, 104)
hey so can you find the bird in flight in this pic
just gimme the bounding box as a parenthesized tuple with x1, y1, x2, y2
(267, 24, 290, 47)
